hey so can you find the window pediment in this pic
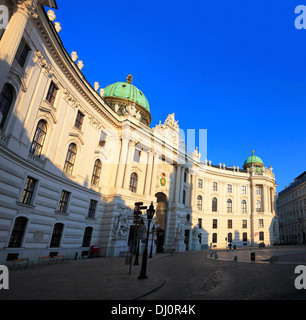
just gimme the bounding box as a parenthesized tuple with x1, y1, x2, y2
(68, 131, 85, 145)
(39, 103, 57, 124)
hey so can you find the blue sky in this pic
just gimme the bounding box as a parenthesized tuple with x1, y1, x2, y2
(53, 0, 306, 192)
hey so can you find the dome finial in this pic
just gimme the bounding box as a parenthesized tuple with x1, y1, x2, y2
(252, 150, 255, 155)
(127, 74, 133, 84)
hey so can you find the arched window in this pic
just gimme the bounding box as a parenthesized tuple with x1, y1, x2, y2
(259, 231, 264, 241)
(82, 227, 93, 247)
(0, 83, 14, 129)
(212, 197, 217, 212)
(241, 200, 247, 213)
(50, 223, 64, 247)
(197, 195, 202, 211)
(8, 217, 28, 248)
(212, 233, 217, 243)
(243, 232, 248, 242)
(30, 120, 47, 157)
(228, 232, 232, 243)
(129, 172, 138, 193)
(91, 159, 102, 186)
(64, 143, 77, 175)
(227, 199, 232, 213)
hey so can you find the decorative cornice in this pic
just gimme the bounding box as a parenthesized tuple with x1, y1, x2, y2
(10, 0, 39, 19)
(34, 8, 121, 129)
(33, 50, 54, 77)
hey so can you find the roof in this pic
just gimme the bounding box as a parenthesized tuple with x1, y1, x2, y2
(243, 150, 264, 168)
(103, 76, 150, 112)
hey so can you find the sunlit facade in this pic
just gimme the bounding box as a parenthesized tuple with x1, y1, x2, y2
(0, 0, 278, 264)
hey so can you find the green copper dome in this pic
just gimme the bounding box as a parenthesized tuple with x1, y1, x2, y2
(243, 150, 264, 169)
(103, 75, 150, 112)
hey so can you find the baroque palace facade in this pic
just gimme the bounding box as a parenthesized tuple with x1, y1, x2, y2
(0, 0, 278, 264)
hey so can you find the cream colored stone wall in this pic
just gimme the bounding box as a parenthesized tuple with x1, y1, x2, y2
(0, 1, 278, 264)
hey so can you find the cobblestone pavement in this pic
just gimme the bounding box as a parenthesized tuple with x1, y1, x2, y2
(1, 246, 306, 300)
(0, 256, 166, 300)
(140, 247, 306, 300)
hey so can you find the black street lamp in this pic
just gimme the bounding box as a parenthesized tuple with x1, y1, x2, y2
(138, 202, 155, 279)
(149, 225, 155, 259)
(134, 218, 144, 265)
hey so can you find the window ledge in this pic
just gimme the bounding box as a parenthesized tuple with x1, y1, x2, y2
(55, 211, 69, 216)
(85, 217, 97, 221)
(16, 201, 35, 209)
(28, 153, 46, 168)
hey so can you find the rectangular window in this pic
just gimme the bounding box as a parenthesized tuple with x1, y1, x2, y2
(87, 200, 97, 218)
(227, 184, 232, 193)
(259, 219, 264, 228)
(74, 110, 85, 130)
(46, 81, 58, 106)
(241, 186, 246, 194)
(58, 190, 70, 213)
(15, 39, 30, 68)
(21, 177, 37, 205)
(242, 220, 247, 228)
(213, 219, 218, 229)
(256, 186, 261, 195)
(243, 232, 248, 242)
(198, 179, 203, 189)
(213, 182, 218, 191)
(99, 131, 107, 147)
(228, 220, 232, 229)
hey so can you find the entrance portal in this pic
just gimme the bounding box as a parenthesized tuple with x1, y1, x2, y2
(155, 192, 168, 253)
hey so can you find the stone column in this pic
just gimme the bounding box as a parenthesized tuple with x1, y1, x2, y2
(174, 165, 181, 204)
(144, 149, 153, 195)
(250, 181, 256, 246)
(123, 140, 137, 190)
(150, 151, 160, 196)
(188, 174, 194, 207)
(0, 0, 38, 93)
(263, 185, 269, 213)
(115, 135, 129, 188)
(179, 166, 185, 204)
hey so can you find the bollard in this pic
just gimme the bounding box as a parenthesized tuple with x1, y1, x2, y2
(125, 251, 131, 265)
(214, 253, 218, 259)
(234, 255, 238, 261)
(251, 252, 255, 261)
